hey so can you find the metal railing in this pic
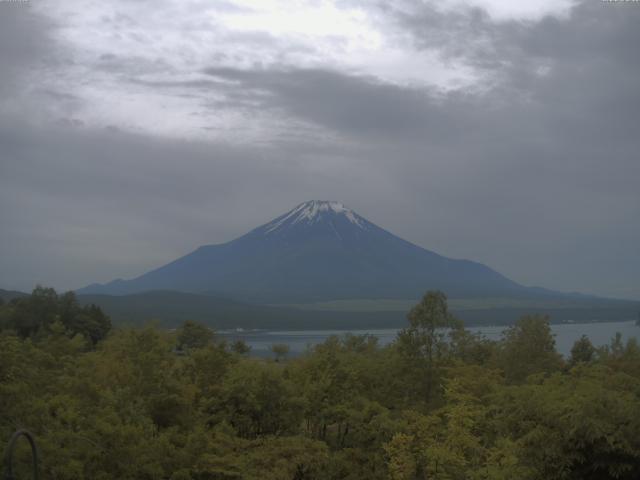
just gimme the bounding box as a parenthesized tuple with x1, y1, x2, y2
(2, 430, 39, 480)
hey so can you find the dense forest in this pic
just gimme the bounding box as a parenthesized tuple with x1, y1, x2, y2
(1, 287, 640, 479)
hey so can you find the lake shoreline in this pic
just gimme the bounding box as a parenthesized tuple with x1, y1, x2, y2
(218, 320, 639, 358)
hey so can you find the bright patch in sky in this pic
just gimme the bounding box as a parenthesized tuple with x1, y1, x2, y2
(24, 0, 578, 140)
(219, 0, 378, 44)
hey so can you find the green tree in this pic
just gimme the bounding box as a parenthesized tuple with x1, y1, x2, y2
(396, 291, 462, 401)
(211, 361, 303, 438)
(491, 369, 640, 479)
(271, 343, 290, 362)
(569, 335, 596, 366)
(231, 339, 251, 355)
(398, 291, 461, 363)
(385, 378, 490, 479)
(385, 433, 417, 480)
(449, 327, 498, 366)
(500, 314, 563, 383)
(599, 334, 640, 378)
(9, 285, 59, 337)
(69, 303, 112, 345)
(182, 343, 234, 400)
(177, 320, 214, 351)
(0, 287, 111, 344)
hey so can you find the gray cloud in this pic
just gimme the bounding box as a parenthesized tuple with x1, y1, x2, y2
(204, 67, 464, 141)
(0, 0, 639, 300)
(0, 4, 53, 95)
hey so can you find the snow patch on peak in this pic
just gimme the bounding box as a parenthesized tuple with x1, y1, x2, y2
(295, 200, 350, 220)
(264, 200, 366, 233)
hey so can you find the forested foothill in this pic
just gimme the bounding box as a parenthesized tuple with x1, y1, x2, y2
(1, 288, 640, 479)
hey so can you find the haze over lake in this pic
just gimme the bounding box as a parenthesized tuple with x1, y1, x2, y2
(223, 321, 640, 358)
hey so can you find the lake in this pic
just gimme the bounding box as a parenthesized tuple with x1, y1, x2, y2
(220, 321, 640, 358)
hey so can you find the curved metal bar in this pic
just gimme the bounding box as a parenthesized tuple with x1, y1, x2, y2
(3, 430, 39, 480)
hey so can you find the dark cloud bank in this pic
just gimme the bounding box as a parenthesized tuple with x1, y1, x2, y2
(0, 1, 639, 299)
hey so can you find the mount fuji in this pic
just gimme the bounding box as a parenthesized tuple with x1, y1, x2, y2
(78, 200, 556, 303)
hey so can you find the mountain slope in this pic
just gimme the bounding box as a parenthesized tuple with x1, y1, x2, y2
(78, 200, 561, 302)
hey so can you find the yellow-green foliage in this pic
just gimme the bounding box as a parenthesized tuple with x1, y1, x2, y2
(1, 290, 640, 479)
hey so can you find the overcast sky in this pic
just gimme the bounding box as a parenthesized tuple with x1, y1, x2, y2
(1, 0, 639, 300)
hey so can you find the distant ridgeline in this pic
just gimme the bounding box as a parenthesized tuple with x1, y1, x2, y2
(72, 290, 639, 330)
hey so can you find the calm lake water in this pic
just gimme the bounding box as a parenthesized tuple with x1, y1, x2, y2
(221, 321, 640, 358)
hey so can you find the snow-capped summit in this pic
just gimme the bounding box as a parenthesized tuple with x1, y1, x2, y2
(262, 200, 366, 234)
(79, 200, 534, 302)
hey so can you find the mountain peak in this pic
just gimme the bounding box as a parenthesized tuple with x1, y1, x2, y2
(263, 200, 366, 234)
(78, 198, 531, 301)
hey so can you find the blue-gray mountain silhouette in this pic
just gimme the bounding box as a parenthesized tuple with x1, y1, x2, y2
(78, 200, 553, 302)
